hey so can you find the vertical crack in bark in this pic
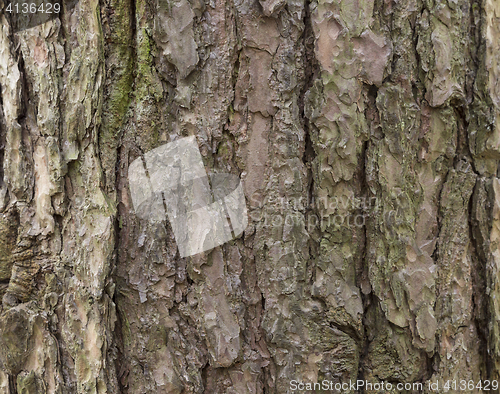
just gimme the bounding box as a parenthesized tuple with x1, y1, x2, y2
(411, 3, 426, 104)
(358, 83, 378, 383)
(8, 373, 17, 394)
(299, 0, 319, 312)
(298, 0, 318, 171)
(465, 0, 493, 367)
(469, 179, 492, 380)
(105, 0, 137, 385)
(15, 53, 28, 128)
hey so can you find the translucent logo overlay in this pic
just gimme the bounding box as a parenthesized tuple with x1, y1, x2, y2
(128, 136, 248, 257)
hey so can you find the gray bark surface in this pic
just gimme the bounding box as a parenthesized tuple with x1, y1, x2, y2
(0, 0, 499, 391)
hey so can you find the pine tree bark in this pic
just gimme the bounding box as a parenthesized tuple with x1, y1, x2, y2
(0, 0, 499, 391)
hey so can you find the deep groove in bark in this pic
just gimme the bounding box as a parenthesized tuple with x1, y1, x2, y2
(469, 180, 492, 380)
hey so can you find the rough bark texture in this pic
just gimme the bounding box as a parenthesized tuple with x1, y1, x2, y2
(0, 0, 499, 391)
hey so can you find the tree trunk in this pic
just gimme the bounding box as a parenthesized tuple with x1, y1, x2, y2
(0, 0, 499, 391)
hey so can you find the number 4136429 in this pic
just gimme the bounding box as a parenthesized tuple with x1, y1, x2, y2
(5, 2, 61, 13)
(443, 380, 498, 391)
